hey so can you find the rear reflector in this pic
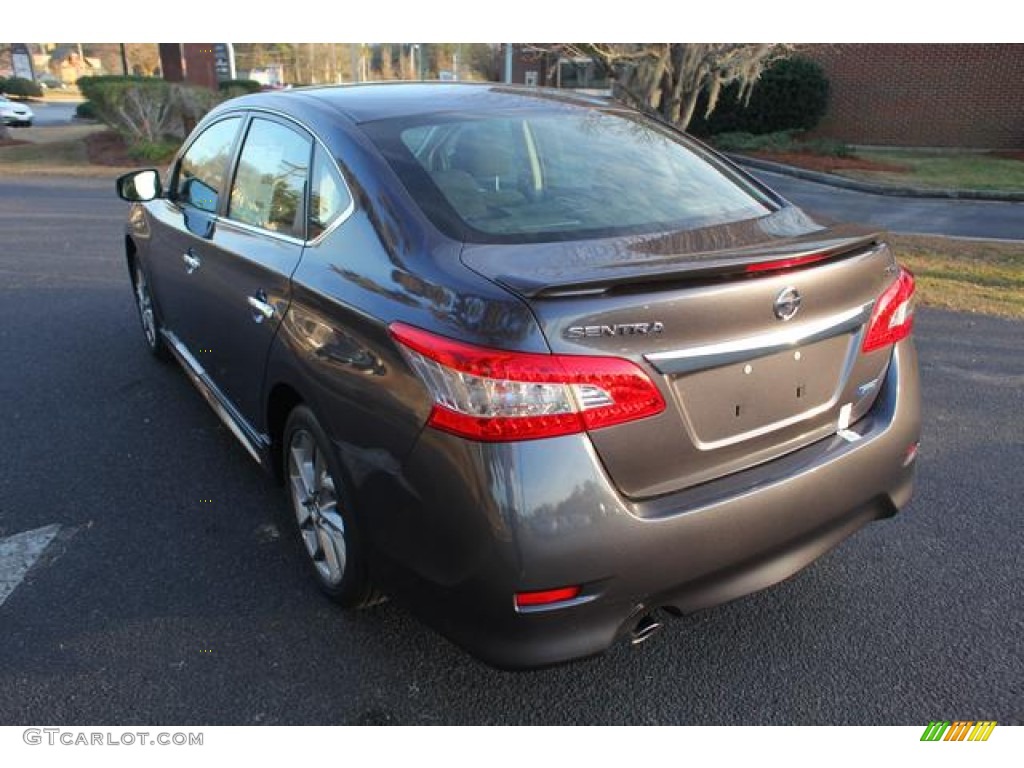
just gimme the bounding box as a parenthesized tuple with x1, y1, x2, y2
(389, 323, 665, 442)
(862, 267, 916, 353)
(903, 441, 920, 467)
(514, 586, 582, 608)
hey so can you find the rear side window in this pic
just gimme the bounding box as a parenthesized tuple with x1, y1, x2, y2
(308, 144, 353, 239)
(174, 117, 241, 213)
(228, 118, 311, 237)
(367, 111, 775, 243)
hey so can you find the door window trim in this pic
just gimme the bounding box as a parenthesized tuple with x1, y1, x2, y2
(169, 107, 357, 246)
(225, 113, 314, 241)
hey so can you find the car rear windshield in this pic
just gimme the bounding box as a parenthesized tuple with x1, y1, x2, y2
(362, 108, 776, 243)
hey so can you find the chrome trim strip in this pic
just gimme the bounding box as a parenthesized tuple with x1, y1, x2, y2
(645, 302, 874, 376)
(216, 215, 307, 247)
(161, 330, 269, 465)
(673, 322, 869, 452)
(513, 594, 599, 614)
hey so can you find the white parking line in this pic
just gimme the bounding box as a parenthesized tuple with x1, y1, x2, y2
(0, 524, 60, 608)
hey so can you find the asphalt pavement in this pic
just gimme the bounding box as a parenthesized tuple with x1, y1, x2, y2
(748, 168, 1024, 241)
(21, 99, 83, 127)
(0, 176, 1021, 725)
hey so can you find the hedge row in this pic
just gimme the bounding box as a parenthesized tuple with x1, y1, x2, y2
(76, 76, 218, 143)
(689, 57, 830, 137)
(0, 77, 43, 98)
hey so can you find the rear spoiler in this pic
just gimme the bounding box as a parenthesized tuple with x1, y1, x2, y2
(499, 233, 886, 299)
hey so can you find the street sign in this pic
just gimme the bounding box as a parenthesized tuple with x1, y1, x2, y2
(11, 43, 35, 81)
(213, 43, 236, 82)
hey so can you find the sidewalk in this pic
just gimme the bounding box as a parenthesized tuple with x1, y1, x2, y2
(732, 153, 1024, 202)
(738, 161, 1024, 242)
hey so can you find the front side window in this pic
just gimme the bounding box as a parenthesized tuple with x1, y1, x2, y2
(308, 144, 353, 240)
(228, 118, 311, 236)
(174, 117, 241, 213)
(366, 110, 776, 243)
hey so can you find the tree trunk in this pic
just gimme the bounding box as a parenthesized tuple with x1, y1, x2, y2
(678, 84, 703, 130)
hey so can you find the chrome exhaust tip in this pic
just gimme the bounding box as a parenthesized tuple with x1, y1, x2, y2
(630, 614, 663, 646)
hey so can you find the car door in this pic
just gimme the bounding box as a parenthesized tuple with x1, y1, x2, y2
(144, 115, 243, 351)
(190, 114, 312, 428)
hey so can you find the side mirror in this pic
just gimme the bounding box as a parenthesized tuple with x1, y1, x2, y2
(181, 177, 219, 213)
(116, 169, 162, 202)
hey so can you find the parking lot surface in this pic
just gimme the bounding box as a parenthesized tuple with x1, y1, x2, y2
(0, 176, 1020, 724)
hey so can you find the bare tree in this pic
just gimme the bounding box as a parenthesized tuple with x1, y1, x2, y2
(377, 45, 396, 80)
(531, 44, 795, 130)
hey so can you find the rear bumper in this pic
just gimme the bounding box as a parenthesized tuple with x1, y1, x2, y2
(366, 340, 921, 669)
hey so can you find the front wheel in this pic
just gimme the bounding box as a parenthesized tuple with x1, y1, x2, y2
(284, 405, 381, 609)
(132, 261, 169, 361)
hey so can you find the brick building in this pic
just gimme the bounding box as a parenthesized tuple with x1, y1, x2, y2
(804, 44, 1024, 149)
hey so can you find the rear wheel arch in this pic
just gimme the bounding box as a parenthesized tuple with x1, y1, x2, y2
(266, 381, 304, 484)
(281, 402, 384, 608)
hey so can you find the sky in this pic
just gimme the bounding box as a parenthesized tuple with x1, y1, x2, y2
(7, 0, 1019, 43)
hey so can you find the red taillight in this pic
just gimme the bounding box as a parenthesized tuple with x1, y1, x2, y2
(514, 586, 581, 608)
(389, 323, 666, 442)
(862, 267, 916, 353)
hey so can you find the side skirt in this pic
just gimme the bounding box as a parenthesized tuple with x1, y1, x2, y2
(161, 329, 272, 471)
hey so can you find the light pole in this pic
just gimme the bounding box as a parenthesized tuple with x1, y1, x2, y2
(410, 44, 420, 81)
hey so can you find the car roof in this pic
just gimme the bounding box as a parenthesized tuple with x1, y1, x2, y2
(226, 82, 619, 125)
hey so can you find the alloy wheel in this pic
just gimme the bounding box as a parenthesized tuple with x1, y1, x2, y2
(287, 429, 347, 586)
(134, 265, 157, 348)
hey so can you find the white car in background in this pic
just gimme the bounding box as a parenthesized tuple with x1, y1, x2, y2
(0, 96, 34, 126)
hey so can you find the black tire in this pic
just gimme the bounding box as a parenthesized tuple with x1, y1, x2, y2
(131, 260, 170, 361)
(283, 405, 382, 609)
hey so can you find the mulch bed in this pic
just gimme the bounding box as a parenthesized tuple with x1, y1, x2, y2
(746, 150, 912, 174)
(84, 130, 136, 166)
(992, 150, 1024, 162)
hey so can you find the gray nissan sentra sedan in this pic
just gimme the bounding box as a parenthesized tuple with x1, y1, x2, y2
(116, 83, 921, 669)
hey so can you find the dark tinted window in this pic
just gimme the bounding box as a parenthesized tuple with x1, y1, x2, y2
(308, 144, 353, 239)
(228, 118, 311, 236)
(174, 117, 241, 213)
(367, 110, 775, 243)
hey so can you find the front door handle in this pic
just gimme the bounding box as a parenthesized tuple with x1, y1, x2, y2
(182, 251, 201, 274)
(247, 292, 276, 322)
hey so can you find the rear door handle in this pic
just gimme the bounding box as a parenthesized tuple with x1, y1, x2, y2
(182, 250, 201, 274)
(247, 292, 276, 322)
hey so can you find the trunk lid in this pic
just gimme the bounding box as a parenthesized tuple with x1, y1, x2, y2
(461, 211, 900, 499)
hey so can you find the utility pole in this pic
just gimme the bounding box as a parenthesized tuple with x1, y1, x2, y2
(504, 43, 513, 83)
(119, 43, 129, 76)
(409, 45, 420, 81)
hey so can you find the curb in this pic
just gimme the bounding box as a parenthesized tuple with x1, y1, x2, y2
(728, 153, 1024, 202)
